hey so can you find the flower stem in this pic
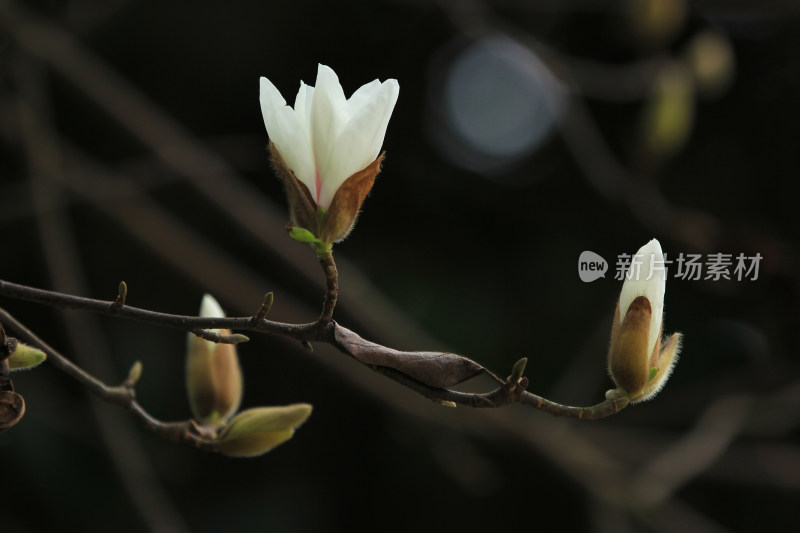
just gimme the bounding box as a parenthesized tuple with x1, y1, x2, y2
(318, 250, 338, 323)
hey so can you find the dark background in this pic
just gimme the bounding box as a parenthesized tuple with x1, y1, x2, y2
(1, 1, 799, 532)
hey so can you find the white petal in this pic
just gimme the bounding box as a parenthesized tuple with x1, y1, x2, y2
(317, 79, 399, 208)
(200, 293, 225, 318)
(347, 79, 382, 112)
(311, 65, 350, 201)
(294, 82, 314, 136)
(619, 238, 666, 357)
(260, 77, 316, 195)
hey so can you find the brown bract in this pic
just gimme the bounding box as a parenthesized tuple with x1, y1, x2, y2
(269, 142, 318, 233)
(608, 295, 654, 398)
(186, 328, 242, 427)
(321, 154, 383, 243)
(269, 142, 383, 244)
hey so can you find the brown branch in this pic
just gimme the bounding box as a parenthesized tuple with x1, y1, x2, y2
(0, 274, 629, 420)
(367, 352, 627, 419)
(0, 306, 217, 451)
(0, 277, 315, 342)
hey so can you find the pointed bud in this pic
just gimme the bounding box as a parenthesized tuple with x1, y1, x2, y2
(217, 403, 313, 458)
(261, 292, 274, 313)
(510, 357, 528, 382)
(7, 342, 47, 371)
(127, 360, 143, 385)
(186, 294, 243, 427)
(114, 280, 128, 308)
(608, 239, 681, 402)
(226, 334, 250, 344)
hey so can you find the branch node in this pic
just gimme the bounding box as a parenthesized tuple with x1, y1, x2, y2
(189, 419, 220, 440)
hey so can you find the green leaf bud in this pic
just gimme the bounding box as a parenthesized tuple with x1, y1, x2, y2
(287, 226, 320, 244)
(8, 343, 47, 371)
(217, 403, 313, 458)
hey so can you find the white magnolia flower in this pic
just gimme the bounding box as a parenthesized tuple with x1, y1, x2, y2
(619, 238, 666, 359)
(260, 64, 399, 210)
(609, 238, 681, 402)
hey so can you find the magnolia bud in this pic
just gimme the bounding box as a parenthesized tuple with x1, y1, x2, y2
(608, 239, 682, 402)
(217, 403, 313, 458)
(186, 294, 243, 427)
(7, 342, 47, 371)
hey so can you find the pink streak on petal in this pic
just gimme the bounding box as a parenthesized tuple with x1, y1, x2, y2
(314, 169, 322, 203)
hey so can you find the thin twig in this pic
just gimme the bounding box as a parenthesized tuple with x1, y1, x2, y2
(0, 306, 216, 451)
(318, 251, 338, 323)
(0, 277, 315, 341)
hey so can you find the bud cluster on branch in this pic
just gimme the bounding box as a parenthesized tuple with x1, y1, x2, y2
(0, 64, 683, 457)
